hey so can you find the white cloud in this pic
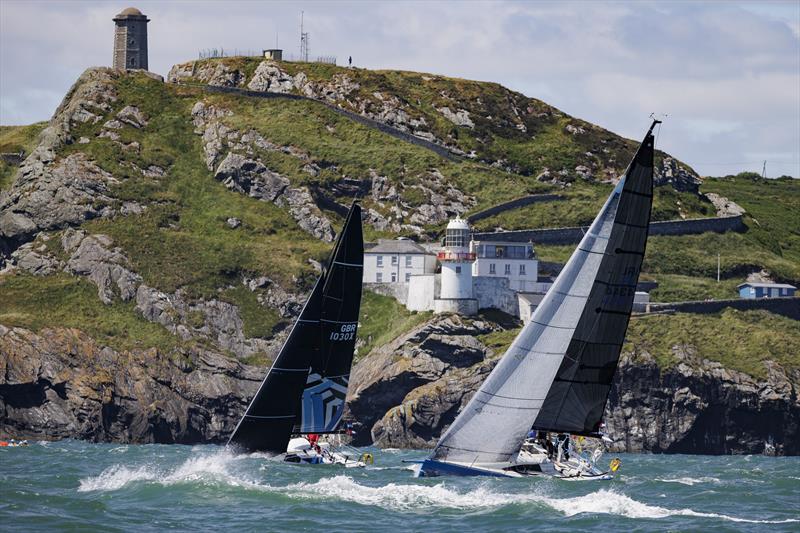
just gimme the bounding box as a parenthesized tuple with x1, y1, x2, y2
(0, 0, 797, 177)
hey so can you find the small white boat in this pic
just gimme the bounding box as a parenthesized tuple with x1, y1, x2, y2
(284, 437, 371, 468)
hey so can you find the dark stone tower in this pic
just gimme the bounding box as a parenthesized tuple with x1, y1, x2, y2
(113, 7, 149, 70)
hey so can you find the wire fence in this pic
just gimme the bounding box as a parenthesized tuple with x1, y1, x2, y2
(198, 48, 337, 65)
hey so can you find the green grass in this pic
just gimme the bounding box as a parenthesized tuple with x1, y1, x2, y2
(701, 175, 800, 281)
(62, 74, 330, 302)
(357, 290, 431, 359)
(647, 274, 743, 302)
(0, 272, 182, 353)
(625, 309, 800, 379)
(0, 122, 47, 190)
(220, 285, 282, 338)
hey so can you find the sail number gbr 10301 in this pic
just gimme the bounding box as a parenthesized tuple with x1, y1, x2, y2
(329, 323, 357, 341)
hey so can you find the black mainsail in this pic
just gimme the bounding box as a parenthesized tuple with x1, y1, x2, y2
(228, 203, 363, 454)
(427, 122, 658, 468)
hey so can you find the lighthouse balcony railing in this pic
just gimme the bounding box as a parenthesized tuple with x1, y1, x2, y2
(437, 251, 476, 262)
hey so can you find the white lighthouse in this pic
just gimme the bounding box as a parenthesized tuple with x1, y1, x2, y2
(434, 217, 478, 315)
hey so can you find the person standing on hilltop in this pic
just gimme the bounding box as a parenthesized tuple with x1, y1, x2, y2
(348, 56, 352, 68)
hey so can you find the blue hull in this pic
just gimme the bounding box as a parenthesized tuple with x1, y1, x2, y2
(416, 459, 512, 478)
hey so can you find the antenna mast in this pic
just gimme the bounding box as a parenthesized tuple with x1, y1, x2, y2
(300, 11, 309, 62)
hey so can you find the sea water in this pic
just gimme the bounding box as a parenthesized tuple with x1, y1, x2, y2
(1, 441, 798, 531)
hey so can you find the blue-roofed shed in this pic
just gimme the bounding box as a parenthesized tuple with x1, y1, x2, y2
(737, 282, 796, 299)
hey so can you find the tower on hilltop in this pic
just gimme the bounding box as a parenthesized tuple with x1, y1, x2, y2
(113, 7, 150, 70)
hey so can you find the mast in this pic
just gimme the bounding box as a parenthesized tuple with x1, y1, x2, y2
(429, 122, 657, 465)
(228, 203, 363, 452)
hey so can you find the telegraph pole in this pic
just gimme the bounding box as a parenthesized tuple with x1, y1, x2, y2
(300, 11, 309, 62)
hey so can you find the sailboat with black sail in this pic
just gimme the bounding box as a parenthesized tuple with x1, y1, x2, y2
(414, 120, 660, 479)
(228, 202, 367, 466)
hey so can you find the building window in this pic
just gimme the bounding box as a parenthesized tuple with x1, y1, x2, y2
(129, 57, 136, 67)
(519, 264, 526, 275)
(391, 272, 397, 282)
(504, 264, 511, 275)
(405, 273, 411, 282)
(391, 255, 398, 266)
(455, 266, 462, 274)
(377, 256, 383, 267)
(376, 273, 383, 283)
(405, 256, 412, 268)
(489, 263, 496, 275)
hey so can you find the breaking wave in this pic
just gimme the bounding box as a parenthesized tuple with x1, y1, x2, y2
(78, 453, 798, 524)
(655, 476, 721, 486)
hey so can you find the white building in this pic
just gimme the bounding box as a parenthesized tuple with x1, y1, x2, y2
(363, 239, 437, 284)
(433, 218, 478, 315)
(470, 240, 539, 292)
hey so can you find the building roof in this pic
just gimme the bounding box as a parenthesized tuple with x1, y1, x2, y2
(737, 282, 796, 289)
(117, 7, 145, 17)
(446, 217, 470, 231)
(365, 239, 434, 255)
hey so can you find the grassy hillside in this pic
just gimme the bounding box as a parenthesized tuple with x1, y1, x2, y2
(1, 65, 797, 368)
(0, 122, 47, 190)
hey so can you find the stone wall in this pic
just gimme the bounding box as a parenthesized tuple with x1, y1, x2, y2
(433, 298, 478, 315)
(474, 215, 746, 245)
(197, 84, 460, 161)
(648, 296, 800, 320)
(364, 282, 409, 305)
(473, 276, 519, 316)
(467, 194, 564, 223)
(406, 274, 436, 311)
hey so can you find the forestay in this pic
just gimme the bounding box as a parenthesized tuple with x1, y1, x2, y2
(431, 123, 657, 465)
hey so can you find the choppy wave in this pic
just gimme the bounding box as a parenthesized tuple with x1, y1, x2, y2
(655, 476, 721, 486)
(78, 452, 798, 524)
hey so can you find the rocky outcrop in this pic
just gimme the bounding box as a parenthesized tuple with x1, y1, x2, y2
(345, 316, 800, 455)
(704, 192, 746, 217)
(0, 69, 119, 253)
(346, 315, 499, 447)
(606, 348, 800, 456)
(8, 228, 287, 359)
(0, 326, 261, 443)
(655, 157, 702, 193)
(191, 102, 335, 242)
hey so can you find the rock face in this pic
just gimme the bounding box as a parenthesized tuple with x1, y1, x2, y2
(346, 315, 499, 447)
(0, 326, 261, 443)
(606, 349, 800, 456)
(0, 69, 119, 253)
(191, 102, 335, 242)
(345, 316, 800, 455)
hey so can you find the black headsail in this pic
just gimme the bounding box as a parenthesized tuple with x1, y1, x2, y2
(294, 203, 364, 433)
(228, 203, 363, 453)
(531, 121, 658, 436)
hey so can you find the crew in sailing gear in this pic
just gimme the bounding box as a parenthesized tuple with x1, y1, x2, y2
(557, 434, 570, 461)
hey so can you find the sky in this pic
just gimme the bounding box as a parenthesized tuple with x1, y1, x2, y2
(1, 0, 798, 178)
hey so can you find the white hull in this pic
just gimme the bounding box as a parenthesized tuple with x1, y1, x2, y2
(284, 437, 368, 467)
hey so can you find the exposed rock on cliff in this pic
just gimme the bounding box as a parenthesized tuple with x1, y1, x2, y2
(346, 315, 499, 447)
(192, 101, 335, 242)
(345, 315, 800, 455)
(0, 69, 119, 251)
(0, 326, 260, 443)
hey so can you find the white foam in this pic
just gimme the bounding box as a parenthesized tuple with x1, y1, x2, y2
(540, 489, 799, 524)
(78, 450, 255, 492)
(78, 461, 799, 525)
(78, 464, 159, 492)
(656, 476, 721, 486)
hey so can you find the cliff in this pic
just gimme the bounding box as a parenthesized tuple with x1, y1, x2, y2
(1, 62, 798, 453)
